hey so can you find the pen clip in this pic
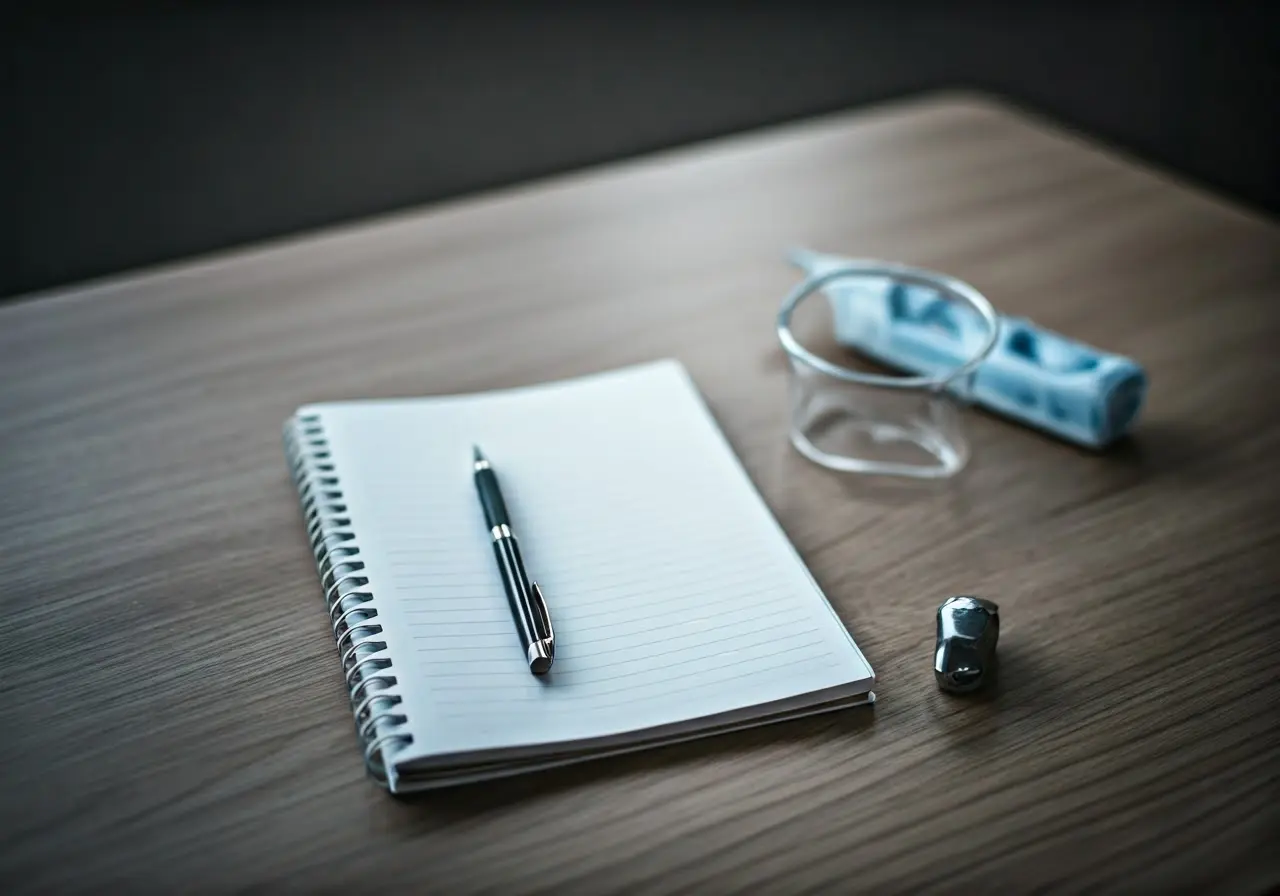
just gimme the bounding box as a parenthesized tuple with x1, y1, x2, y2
(530, 581, 555, 659)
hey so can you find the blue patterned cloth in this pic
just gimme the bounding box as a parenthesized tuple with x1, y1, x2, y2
(790, 248, 1147, 449)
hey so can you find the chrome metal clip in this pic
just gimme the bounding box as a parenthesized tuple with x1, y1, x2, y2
(531, 581, 555, 660)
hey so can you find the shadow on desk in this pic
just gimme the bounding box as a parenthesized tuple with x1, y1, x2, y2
(1105, 420, 1228, 483)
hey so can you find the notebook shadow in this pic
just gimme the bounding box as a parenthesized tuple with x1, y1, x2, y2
(390, 706, 876, 819)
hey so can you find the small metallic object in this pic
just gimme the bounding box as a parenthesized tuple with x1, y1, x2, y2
(935, 595, 1000, 694)
(790, 248, 1148, 449)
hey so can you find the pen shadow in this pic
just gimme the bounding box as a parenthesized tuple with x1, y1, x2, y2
(389, 706, 876, 820)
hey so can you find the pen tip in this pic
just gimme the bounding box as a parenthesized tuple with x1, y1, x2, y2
(472, 444, 485, 462)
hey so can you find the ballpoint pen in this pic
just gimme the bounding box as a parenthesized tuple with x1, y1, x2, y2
(472, 445, 555, 675)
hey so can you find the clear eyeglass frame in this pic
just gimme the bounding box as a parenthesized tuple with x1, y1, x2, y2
(776, 262, 1001, 480)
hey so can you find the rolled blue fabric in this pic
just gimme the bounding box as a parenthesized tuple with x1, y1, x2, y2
(789, 248, 1147, 449)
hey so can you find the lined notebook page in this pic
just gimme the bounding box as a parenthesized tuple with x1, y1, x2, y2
(305, 360, 873, 761)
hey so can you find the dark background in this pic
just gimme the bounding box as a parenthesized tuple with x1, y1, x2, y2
(5, 3, 1278, 301)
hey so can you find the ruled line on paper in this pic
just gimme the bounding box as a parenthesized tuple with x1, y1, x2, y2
(425, 635, 831, 696)
(430, 644, 839, 708)
(419, 623, 823, 683)
(406, 589, 805, 650)
(386, 554, 774, 597)
(396, 571, 796, 623)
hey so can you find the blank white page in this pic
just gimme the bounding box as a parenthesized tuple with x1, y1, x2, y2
(302, 360, 874, 762)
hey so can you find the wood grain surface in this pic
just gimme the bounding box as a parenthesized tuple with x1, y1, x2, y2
(2, 91, 1278, 894)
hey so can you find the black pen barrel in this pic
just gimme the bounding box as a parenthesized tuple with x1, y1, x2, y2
(493, 533, 547, 644)
(474, 467, 511, 529)
(473, 445, 552, 675)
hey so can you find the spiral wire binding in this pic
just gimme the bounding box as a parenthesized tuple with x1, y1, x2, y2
(285, 414, 413, 786)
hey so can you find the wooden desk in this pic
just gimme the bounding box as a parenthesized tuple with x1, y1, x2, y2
(2, 92, 1277, 893)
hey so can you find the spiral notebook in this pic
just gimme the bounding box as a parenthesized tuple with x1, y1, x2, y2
(284, 359, 875, 792)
